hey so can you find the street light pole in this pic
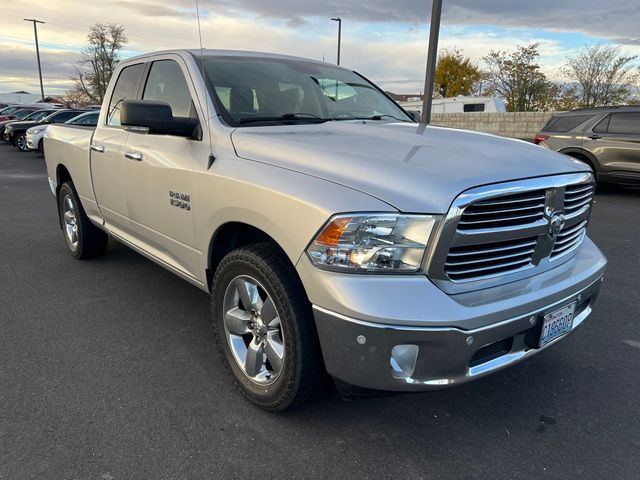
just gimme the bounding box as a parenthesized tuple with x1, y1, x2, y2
(24, 18, 46, 102)
(420, 0, 443, 124)
(331, 17, 342, 65)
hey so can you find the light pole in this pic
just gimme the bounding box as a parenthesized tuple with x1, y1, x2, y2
(331, 17, 342, 65)
(24, 18, 46, 102)
(420, 0, 443, 124)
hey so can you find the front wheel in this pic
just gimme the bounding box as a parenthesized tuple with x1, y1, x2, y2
(58, 181, 108, 258)
(15, 134, 29, 152)
(212, 244, 323, 411)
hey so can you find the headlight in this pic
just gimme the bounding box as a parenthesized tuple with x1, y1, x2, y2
(307, 213, 440, 273)
(29, 127, 46, 134)
(5, 126, 12, 133)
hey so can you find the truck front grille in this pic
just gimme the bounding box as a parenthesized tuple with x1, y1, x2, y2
(444, 236, 537, 281)
(458, 190, 546, 230)
(428, 173, 595, 294)
(551, 220, 587, 258)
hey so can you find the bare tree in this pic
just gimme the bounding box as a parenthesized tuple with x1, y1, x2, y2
(73, 23, 128, 104)
(563, 44, 639, 107)
(62, 85, 94, 108)
(483, 44, 553, 112)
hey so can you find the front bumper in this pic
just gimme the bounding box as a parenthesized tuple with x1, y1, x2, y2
(302, 238, 606, 391)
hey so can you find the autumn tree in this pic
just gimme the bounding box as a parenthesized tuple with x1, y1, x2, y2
(73, 23, 128, 104)
(434, 48, 481, 98)
(563, 43, 639, 107)
(483, 43, 553, 111)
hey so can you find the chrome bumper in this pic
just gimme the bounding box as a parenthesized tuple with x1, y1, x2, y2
(313, 276, 602, 391)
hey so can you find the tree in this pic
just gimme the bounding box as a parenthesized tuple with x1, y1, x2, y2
(563, 43, 639, 107)
(73, 23, 128, 104)
(62, 85, 94, 108)
(434, 48, 481, 98)
(483, 43, 553, 112)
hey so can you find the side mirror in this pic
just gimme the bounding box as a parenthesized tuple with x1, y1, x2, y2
(121, 99, 199, 138)
(406, 110, 421, 122)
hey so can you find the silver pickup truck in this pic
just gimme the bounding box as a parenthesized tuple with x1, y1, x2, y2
(44, 49, 607, 411)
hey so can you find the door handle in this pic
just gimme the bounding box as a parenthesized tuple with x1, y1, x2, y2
(588, 134, 601, 140)
(124, 151, 143, 161)
(90, 144, 105, 153)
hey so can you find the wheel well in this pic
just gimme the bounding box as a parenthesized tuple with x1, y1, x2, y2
(207, 222, 282, 290)
(561, 149, 597, 173)
(56, 164, 72, 192)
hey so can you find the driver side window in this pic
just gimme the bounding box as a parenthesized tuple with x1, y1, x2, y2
(142, 60, 197, 119)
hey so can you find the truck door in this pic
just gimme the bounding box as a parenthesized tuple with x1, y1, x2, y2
(123, 57, 208, 280)
(90, 63, 145, 236)
(584, 112, 640, 180)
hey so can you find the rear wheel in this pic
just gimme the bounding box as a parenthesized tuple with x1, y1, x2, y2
(15, 134, 29, 152)
(212, 244, 322, 411)
(58, 181, 108, 258)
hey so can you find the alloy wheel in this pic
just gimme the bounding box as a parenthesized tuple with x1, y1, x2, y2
(223, 275, 285, 385)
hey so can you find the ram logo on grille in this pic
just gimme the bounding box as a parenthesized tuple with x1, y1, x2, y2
(548, 212, 566, 239)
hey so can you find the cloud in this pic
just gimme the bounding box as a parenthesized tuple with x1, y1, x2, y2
(1, 0, 638, 95)
(226, 0, 640, 43)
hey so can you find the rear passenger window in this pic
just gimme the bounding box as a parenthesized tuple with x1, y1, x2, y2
(543, 114, 594, 132)
(607, 113, 640, 135)
(143, 60, 196, 118)
(107, 63, 144, 126)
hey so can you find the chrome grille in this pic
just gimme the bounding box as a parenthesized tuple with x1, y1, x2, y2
(428, 173, 595, 294)
(551, 220, 587, 258)
(445, 236, 537, 281)
(564, 184, 595, 215)
(458, 190, 546, 230)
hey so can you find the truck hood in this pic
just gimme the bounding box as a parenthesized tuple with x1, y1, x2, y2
(231, 122, 589, 213)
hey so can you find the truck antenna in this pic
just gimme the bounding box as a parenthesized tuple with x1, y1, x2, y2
(195, 0, 215, 168)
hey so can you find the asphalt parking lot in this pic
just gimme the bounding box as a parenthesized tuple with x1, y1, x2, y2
(1, 145, 639, 479)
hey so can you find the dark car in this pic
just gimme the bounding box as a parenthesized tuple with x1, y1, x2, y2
(536, 106, 640, 185)
(4, 110, 85, 152)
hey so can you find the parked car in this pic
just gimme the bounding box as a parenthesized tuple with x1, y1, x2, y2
(44, 49, 606, 411)
(5, 109, 85, 151)
(0, 107, 44, 140)
(536, 106, 640, 185)
(27, 111, 99, 153)
(0, 105, 41, 123)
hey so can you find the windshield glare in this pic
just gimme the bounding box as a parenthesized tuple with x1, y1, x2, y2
(202, 56, 411, 126)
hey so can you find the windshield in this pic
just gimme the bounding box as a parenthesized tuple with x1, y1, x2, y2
(201, 56, 412, 126)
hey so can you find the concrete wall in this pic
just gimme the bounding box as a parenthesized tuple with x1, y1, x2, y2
(430, 112, 555, 140)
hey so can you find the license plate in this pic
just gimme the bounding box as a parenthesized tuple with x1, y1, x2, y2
(539, 303, 576, 347)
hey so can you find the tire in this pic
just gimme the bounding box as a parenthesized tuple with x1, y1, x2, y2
(15, 134, 29, 152)
(58, 181, 108, 259)
(211, 243, 323, 411)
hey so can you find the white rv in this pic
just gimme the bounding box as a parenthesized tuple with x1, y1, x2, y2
(400, 96, 506, 114)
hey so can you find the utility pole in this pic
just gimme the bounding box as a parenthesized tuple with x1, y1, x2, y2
(420, 0, 443, 124)
(23, 18, 46, 102)
(331, 17, 342, 65)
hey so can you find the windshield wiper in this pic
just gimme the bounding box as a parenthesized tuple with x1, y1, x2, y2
(238, 113, 330, 124)
(331, 114, 411, 123)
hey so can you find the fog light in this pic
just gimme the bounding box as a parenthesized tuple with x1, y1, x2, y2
(390, 344, 419, 380)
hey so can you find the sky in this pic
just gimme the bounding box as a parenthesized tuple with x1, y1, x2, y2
(1, 0, 639, 96)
